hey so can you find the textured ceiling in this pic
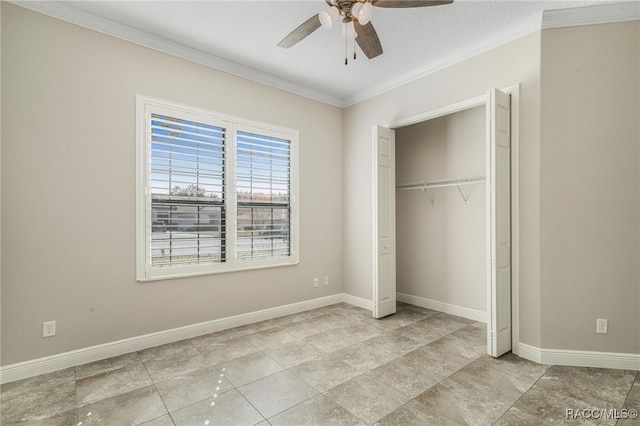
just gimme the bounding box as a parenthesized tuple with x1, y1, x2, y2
(27, 0, 630, 105)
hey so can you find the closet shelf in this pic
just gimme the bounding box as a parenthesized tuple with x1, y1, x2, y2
(396, 176, 486, 204)
(396, 176, 486, 191)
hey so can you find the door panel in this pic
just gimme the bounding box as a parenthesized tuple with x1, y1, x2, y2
(379, 166, 391, 239)
(374, 125, 396, 319)
(488, 88, 512, 357)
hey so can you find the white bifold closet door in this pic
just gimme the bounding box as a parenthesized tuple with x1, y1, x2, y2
(487, 88, 512, 357)
(373, 125, 396, 319)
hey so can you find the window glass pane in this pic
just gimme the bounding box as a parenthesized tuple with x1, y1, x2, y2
(236, 131, 291, 260)
(150, 114, 226, 267)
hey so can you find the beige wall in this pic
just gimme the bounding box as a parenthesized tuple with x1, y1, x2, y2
(1, 4, 343, 365)
(395, 107, 487, 311)
(343, 32, 543, 347)
(539, 21, 640, 354)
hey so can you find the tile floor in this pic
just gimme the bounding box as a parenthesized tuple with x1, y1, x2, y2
(2, 302, 639, 425)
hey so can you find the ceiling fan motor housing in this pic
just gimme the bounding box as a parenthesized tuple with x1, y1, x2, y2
(337, 0, 356, 22)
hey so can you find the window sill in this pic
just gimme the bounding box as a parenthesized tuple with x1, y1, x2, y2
(136, 257, 300, 282)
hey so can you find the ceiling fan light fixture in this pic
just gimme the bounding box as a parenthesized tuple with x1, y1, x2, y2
(319, 6, 339, 29)
(352, 2, 363, 19)
(357, 1, 373, 25)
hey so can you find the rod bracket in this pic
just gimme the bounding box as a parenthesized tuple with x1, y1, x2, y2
(421, 185, 434, 205)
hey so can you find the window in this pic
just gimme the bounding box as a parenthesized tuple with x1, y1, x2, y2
(137, 96, 298, 280)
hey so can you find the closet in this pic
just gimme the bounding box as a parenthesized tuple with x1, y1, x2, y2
(395, 106, 487, 318)
(373, 88, 513, 357)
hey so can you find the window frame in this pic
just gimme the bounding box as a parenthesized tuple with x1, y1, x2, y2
(136, 95, 299, 281)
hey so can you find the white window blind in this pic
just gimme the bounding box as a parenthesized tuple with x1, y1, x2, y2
(137, 96, 299, 281)
(149, 114, 226, 268)
(236, 131, 291, 261)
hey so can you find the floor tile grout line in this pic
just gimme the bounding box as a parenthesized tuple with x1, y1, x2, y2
(395, 397, 466, 426)
(161, 384, 238, 418)
(252, 385, 321, 423)
(490, 361, 552, 425)
(73, 365, 79, 426)
(135, 348, 173, 424)
(319, 386, 371, 425)
(75, 354, 155, 410)
(614, 371, 639, 426)
(151, 380, 172, 422)
(235, 385, 268, 425)
(618, 370, 640, 411)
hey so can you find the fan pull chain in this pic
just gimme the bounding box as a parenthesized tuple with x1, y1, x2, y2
(353, 38, 357, 61)
(345, 35, 348, 65)
(344, 35, 357, 65)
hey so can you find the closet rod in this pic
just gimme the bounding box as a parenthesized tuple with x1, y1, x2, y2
(396, 176, 486, 191)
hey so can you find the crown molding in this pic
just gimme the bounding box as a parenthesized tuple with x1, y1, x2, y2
(343, 2, 639, 107)
(8, 0, 345, 108)
(542, 1, 640, 30)
(342, 12, 542, 107)
(8, 1, 639, 109)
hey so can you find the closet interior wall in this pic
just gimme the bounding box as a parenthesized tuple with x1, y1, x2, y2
(395, 105, 487, 314)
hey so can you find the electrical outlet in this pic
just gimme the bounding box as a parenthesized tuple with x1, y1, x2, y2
(313, 278, 319, 288)
(596, 318, 608, 334)
(323, 276, 329, 286)
(43, 321, 56, 337)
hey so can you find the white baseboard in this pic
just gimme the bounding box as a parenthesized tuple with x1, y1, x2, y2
(6, 293, 636, 384)
(342, 293, 373, 311)
(0, 293, 345, 384)
(518, 343, 640, 371)
(397, 292, 487, 323)
(516, 342, 542, 363)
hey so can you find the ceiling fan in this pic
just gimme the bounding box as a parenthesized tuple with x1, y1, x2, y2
(278, 0, 454, 63)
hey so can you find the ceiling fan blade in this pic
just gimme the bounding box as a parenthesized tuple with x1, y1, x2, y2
(371, 0, 453, 8)
(354, 21, 383, 59)
(277, 14, 322, 48)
